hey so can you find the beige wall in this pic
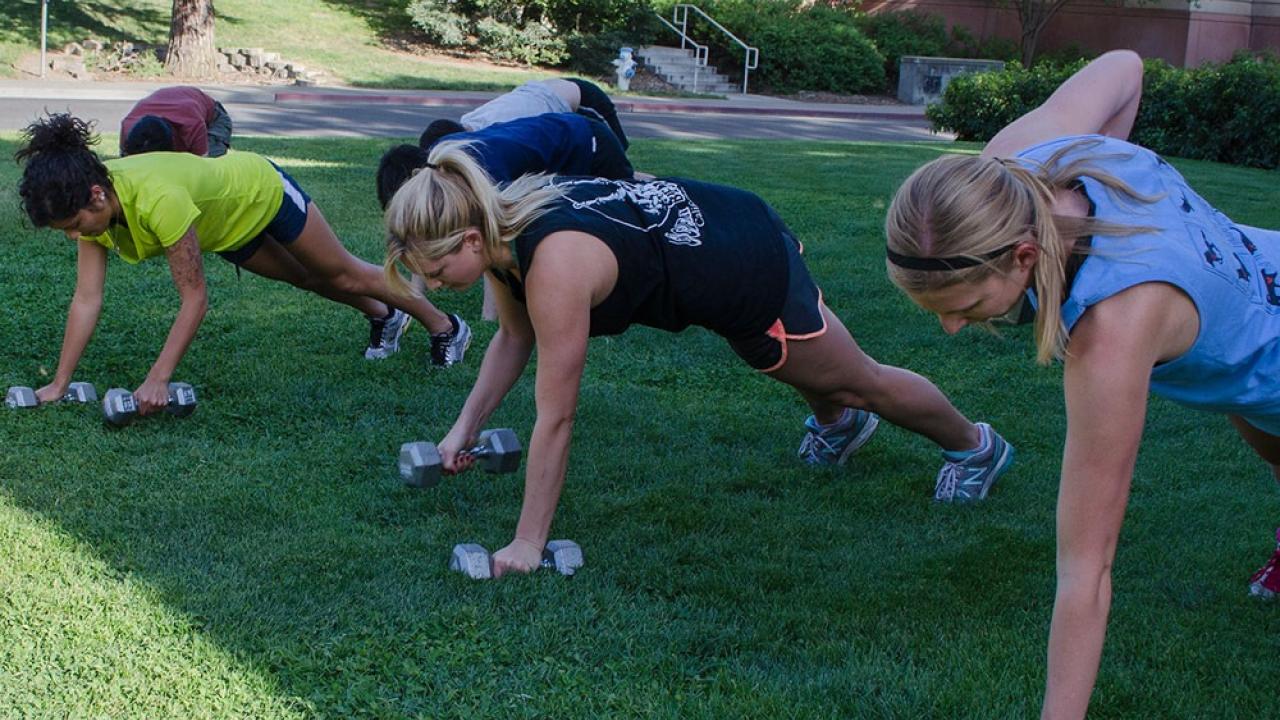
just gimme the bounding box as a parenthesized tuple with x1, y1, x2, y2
(864, 0, 1277, 67)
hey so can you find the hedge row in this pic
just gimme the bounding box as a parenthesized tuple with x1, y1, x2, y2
(926, 54, 1280, 168)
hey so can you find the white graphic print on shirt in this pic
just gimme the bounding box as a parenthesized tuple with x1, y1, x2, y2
(559, 178, 705, 246)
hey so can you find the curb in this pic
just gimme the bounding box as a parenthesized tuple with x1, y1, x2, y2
(273, 91, 927, 121)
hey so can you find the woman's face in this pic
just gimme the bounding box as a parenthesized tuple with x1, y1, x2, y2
(414, 229, 489, 292)
(910, 242, 1039, 335)
(48, 186, 114, 240)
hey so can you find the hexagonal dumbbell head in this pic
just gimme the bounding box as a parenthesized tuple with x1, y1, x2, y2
(62, 382, 98, 403)
(472, 428, 522, 474)
(5, 386, 38, 409)
(102, 388, 139, 426)
(449, 543, 493, 579)
(166, 382, 197, 417)
(399, 441, 444, 488)
(541, 540, 584, 576)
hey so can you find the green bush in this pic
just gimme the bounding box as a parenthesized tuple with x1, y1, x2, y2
(675, 0, 884, 94)
(407, 0, 638, 67)
(927, 53, 1280, 168)
(476, 18, 568, 65)
(855, 11, 947, 92)
(925, 61, 1082, 141)
(561, 8, 664, 76)
(406, 0, 469, 47)
(1133, 53, 1280, 168)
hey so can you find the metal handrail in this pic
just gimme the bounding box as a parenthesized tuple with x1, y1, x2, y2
(673, 4, 759, 94)
(652, 13, 708, 92)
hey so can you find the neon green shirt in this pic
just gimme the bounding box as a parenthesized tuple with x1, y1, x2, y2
(84, 151, 285, 263)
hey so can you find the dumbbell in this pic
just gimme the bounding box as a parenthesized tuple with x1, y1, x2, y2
(101, 382, 198, 426)
(398, 428, 522, 488)
(449, 539, 585, 580)
(5, 382, 98, 409)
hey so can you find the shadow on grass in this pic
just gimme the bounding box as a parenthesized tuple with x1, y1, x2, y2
(0, 0, 169, 45)
(315, 0, 417, 40)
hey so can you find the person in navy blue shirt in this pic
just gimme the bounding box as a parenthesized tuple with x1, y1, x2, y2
(375, 112, 635, 209)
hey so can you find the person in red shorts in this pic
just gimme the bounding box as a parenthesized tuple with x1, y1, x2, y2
(120, 86, 233, 157)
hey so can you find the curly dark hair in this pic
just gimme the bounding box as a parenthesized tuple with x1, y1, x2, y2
(15, 113, 112, 228)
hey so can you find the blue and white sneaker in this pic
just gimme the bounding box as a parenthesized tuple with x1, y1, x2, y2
(365, 308, 412, 360)
(797, 408, 880, 466)
(934, 422, 1014, 502)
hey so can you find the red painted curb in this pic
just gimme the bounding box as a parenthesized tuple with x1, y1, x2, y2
(273, 91, 926, 121)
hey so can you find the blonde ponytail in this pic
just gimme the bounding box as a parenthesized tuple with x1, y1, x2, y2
(383, 139, 564, 297)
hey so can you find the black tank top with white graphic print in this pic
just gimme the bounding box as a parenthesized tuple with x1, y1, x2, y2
(493, 176, 791, 339)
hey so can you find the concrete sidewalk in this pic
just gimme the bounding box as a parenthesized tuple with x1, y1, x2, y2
(0, 78, 926, 121)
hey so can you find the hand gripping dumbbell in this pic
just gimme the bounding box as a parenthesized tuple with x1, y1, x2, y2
(102, 382, 198, 426)
(449, 539, 585, 580)
(398, 428, 522, 488)
(5, 382, 98, 409)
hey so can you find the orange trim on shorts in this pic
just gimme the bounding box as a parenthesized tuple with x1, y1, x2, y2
(757, 289, 829, 373)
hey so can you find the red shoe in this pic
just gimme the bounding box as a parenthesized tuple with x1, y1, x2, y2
(1247, 527, 1280, 599)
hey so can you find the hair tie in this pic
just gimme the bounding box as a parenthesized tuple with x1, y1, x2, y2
(886, 244, 1016, 272)
(425, 161, 438, 170)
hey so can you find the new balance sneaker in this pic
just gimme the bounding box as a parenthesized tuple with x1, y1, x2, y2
(429, 313, 472, 367)
(1248, 527, 1280, 600)
(934, 422, 1014, 502)
(797, 408, 880, 466)
(365, 308, 412, 360)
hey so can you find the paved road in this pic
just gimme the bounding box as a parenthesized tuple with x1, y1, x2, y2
(0, 83, 947, 144)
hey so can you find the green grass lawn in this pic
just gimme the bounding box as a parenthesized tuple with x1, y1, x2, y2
(1, 135, 1277, 718)
(0, 0, 552, 89)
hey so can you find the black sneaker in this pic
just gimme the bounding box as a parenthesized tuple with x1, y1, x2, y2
(429, 314, 471, 367)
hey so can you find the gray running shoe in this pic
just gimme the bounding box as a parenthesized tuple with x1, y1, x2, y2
(365, 308, 412, 360)
(430, 314, 471, 367)
(797, 409, 880, 466)
(934, 422, 1014, 502)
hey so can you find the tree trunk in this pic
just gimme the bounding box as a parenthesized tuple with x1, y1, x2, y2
(165, 0, 217, 77)
(1015, 0, 1075, 67)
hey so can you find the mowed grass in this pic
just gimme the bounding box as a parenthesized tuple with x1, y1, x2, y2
(0, 0, 551, 89)
(1, 135, 1277, 718)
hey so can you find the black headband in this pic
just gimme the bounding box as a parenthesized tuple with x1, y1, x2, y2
(886, 244, 1016, 271)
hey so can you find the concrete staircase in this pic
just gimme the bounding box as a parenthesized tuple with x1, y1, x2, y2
(636, 45, 738, 94)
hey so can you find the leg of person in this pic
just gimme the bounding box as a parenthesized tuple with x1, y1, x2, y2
(1229, 415, 1280, 598)
(285, 203, 472, 366)
(766, 305, 1012, 500)
(206, 101, 233, 157)
(568, 77, 629, 149)
(585, 119, 635, 180)
(729, 231, 1009, 499)
(228, 237, 407, 359)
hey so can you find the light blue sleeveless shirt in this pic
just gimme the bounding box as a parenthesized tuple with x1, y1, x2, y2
(1017, 135, 1280, 431)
